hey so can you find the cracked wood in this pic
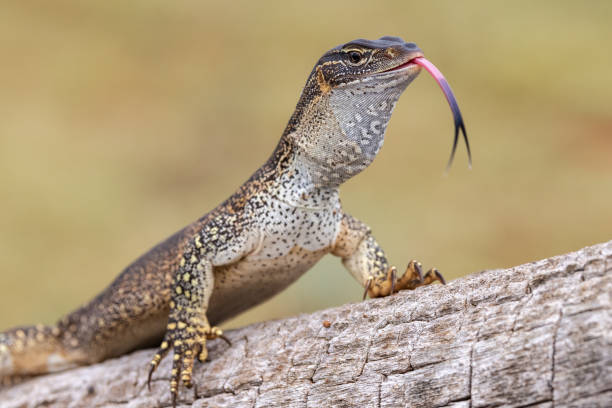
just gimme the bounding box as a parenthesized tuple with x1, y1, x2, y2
(1, 240, 611, 407)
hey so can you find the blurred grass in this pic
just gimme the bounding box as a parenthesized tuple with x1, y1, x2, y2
(0, 1, 610, 331)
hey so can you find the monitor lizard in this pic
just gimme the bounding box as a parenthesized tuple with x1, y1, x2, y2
(0, 36, 467, 406)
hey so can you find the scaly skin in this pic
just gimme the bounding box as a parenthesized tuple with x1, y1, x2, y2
(0, 36, 446, 406)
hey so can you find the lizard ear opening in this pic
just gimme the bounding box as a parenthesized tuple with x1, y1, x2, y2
(316, 67, 331, 94)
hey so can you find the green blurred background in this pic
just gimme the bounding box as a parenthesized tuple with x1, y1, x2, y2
(1, 1, 611, 332)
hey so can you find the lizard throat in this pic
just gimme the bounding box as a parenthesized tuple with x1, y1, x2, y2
(292, 68, 420, 188)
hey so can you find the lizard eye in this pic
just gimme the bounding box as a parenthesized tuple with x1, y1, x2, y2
(348, 51, 363, 64)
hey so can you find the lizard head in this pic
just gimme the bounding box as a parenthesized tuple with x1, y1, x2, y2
(313, 36, 424, 88)
(286, 36, 426, 187)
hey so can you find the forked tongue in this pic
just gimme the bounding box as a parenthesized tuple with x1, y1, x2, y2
(412, 57, 471, 171)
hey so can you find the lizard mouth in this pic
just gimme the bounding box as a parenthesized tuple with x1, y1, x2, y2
(383, 56, 472, 170)
(383, 58, 421, 73)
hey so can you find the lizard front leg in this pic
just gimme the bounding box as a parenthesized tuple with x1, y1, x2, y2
(147, 247, 223, 407)
(332, 214, 445, 299)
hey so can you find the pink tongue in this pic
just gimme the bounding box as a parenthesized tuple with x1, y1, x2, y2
(412, 57, 471, 170)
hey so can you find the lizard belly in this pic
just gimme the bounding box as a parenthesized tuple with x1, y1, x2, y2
(207, 245, 329, 325)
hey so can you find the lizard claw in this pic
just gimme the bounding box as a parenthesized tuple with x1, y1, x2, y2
(396, 260, 424, 290)
(219, 334, 232, 347)
(389, 266, 397, 295)
(147, 340, 170, 391)
(362, 277, 373, 301)
(423, 267, 446, 285)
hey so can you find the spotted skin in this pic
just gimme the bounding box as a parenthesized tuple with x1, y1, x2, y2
(0, 36, 448, 405)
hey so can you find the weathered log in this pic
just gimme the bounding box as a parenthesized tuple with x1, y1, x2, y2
(1, 241, 610, 408)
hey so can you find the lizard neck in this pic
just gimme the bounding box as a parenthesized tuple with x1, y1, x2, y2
(257, 138, 339, 209)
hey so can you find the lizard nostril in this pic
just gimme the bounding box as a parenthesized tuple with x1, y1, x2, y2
(405, 42, 418, 50)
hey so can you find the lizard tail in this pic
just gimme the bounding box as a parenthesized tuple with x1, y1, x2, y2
(0, 324, 85, 386)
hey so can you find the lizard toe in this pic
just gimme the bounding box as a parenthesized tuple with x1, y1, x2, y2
(147, 340, 170, 390)
(396, 260, 424, 291)
(423, 268, 446, 285)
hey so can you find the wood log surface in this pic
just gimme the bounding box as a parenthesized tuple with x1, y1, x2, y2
(1, 240, 611, 408)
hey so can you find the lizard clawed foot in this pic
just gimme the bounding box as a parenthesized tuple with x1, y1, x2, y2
(364, 260, 445, 299)
(147, 322, 227, 407)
